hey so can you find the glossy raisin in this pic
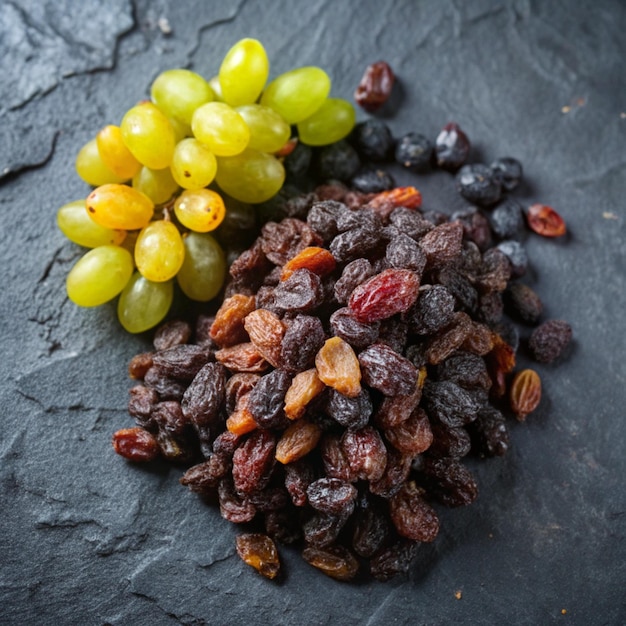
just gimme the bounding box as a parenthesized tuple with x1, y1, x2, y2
(112, 427, 159, 462)
(389, 481, 440, 542)
(354, 60, 395, 113)
(247, 369, 292, 430)
(236, 533, 281, 579)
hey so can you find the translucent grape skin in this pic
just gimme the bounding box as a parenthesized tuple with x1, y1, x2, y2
(66, 245, 133, 307)
(219, 38, 270, 107)
(57, 199, 126, 248)
(260, 66, 331, 124)
(170, 138, 218, 190)
(117, 272, 174, 333)
(86, 184, 154, 230)
(236, 104, 291, 153)
(191, 102, 250, 157)
(297, 98, 356, 146)
(151, 68, 214, 127)
(174, 189, 226, 232)
(177, 232, 226, 301)
(135, 220, 185, 282)
(132, 166, 179, 204)
(75, 138, 126, 186)
(216, 148, 285, 203)
(96, 125, 142, 180)
(121, 102, 176, 169)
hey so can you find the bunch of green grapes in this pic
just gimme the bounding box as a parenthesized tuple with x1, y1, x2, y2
(59, 38, 356, 333)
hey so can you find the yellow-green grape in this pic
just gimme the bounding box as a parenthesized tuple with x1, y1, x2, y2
(168, 116, 191, 143)
(260, 67, 331, 124)
(57, 199, 126, 248)
(87, 183, 154, 230)
(66, 245, 133, 307)
(96, 125, 142, 180)
(297, 98, 356, 146)
(236, 104, 290, 153)
(132, 166, 179, 204)
(75, 138, 126, 186)
(219, 38, 269, 106)
(177, 232, 225, 301)
(170, 138, 217, 190)
(151, 68, 214, 126)
(174, 189, 225, 232)
(135, 220, 185, 282)
(208, 75, 224, 102)
(121, 102, 176, 169)
(216, 148, 285, 203)
(191, 102, 250, 157)
(117, 272, 174, 333)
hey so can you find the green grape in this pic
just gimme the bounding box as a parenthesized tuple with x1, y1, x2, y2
(151, 68, 214, 126)
(168, 116, 191, 143)
(174, 189, 226, 232)
(170, 138, 217, 189)
(96, 125, 142, 180)
(219, 38, 269, 106)
(87, 183, 154, 230)
(236, 104, 290, 153)
(177, 232, 225, 301)
(66, 245, 133, 307)
(75, 138, 126, 186)
(260, 67, 331, 124)
(191, 102, 250, 157)
(117, 272, 173, 333)
(135, 220, 185, 282)
(57, 199, 126, 248)
(132, 166, 179, 204)
(208, 75, 224, 102)
(297, 98, 356, 146)
(121, 102, 176, 169)
(215, 148, 285, 203)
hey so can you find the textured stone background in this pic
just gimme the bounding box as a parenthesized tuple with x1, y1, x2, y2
(1, 0, 625, 624)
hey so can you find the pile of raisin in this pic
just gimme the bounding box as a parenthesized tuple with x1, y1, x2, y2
(114, 158, 572, 581)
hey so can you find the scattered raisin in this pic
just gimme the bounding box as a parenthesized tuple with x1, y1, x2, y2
(236, 533, 281, 579)
(528, 319, 572, 363)
(354, 60, 395, 113)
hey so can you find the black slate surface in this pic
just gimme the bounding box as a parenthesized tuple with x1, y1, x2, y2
(1, 0, 625, 624)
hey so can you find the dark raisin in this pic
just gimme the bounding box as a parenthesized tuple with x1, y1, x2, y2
(369, 448, 413, 498)
(272, 268, 324, 313)
(128, 385, 159, 430)
(496, 240, 528, 278)
(419, 458, 478, 508)
(330, 227, 383, 263)
(427, 423, 471, 458)
(352, 495, 392, 557)
(394, 132, 433, 171)
(386, 234, 427, 273)
(247, 369, 292, 429)
(341, 426, 388, 482)
(284, 460, 316, 507)
(316, 140, 361, 181)
(283, 141, 312, 180)
(153, 320, 192, 350)
(388, 207, 433, 240)
(265, 507, 303, 545)
(422, 380, 480, 427)
(419, 221, 464, 268)
(389, 481, 440, 542)
(504, 282, 543, 324)
(232, 430, 277, 496)
(143, 367, 187, 400)
(384, 407, 433, 455)
(377, 317, 409, 353)
(490, 199, 524, 240)
(334, 258, 375, 304)
(281, 314, 326, 372)
(406, 284, 455, 335)
(306, 200, 345, 243)
(325, 388, 373, 430)
(469, 406, 510, 457)
(354, 60, 395, 113)
(307, 478, 358, 516)
(358, 343, 418, 396)
(330, 307, 380, 350)
(303, 511, 351, 548)
(320, 433, 353, 481)
(370, 540, 418, 581)
(151, 344, 213, 381)
(434, 122, 470, 171)
(451, 207, 492, 251)
(490, 156, 523, 191)
(528, 319, 572, 363)
(218, 478, 256, 524)
(351, 119, 394, 161)
(456, 164, 502, 207)
(350, 167, 395, 193)
(437, 351, 492, 391)
(181, 362, 227, 431)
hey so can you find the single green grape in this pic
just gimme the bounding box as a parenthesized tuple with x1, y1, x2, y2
(297, 98, 356, 146)
(121, 102, 176, 169)
(170, 138, 217, 190)
(66, 245, 133, 307)
(174, 189, 226, 232)
(151, 68, 214, 126)
(177, 232, 225, 301)
(86, 183, 154, 230)
(168, 116, 191, 143)
(208, 75, 224, 102)
(135, 220, 185, 282)
(132, 166, 179, 204)
(57, 199, 126, 248)
(191, 102, 250, 157)
(215, 148, 285, 203)
(75, 138, 126, 186)
(236, 104, 290, 153)
(260, 66, 331, 124)
(96, 125, 142, 180)
(117, 272, 174, 333)
(219, 38, 269, 106)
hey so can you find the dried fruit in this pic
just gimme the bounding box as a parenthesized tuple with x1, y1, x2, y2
(281, 246, 336, 280)
(236, 533, 281, 579)
(315, 337, 362, 397)
(302, 545, 359, 581)
(354, 60, 395, 112)
(276, 419, 323, 464)
(112, 427, 159, 462)
(528, 319, 573, 363)
(509, 369, 542, 421)
(526, 204, 567, 237)
(284, 369, 326, 420)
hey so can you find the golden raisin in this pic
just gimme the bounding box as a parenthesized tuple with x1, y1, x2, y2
(235, 533, 280, 579)
(244, 309, 285, 368)
(281, 246, 337, 281)
(284, 368, 326, 420)
(215, 343, 269, 373)
(209, 294, 256, 347)
(275, 419, 322, 464)
(226, 394, 258, 435)
(315, 336, 362, 398)
(368, 186, 422, 210)
(128, 352, 153, 379)
(509, 369, 542, 421)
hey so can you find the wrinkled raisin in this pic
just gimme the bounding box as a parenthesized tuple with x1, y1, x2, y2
(528, 319, 572, 363)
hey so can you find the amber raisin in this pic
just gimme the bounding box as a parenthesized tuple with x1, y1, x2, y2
(275, 419, 323, 464)
(509, 369, 542, 421)
(315, 337, 362, 398)
(112, 427, 159, 462)
(236, 533, 281, 579)
(209, 294, 256, 347)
